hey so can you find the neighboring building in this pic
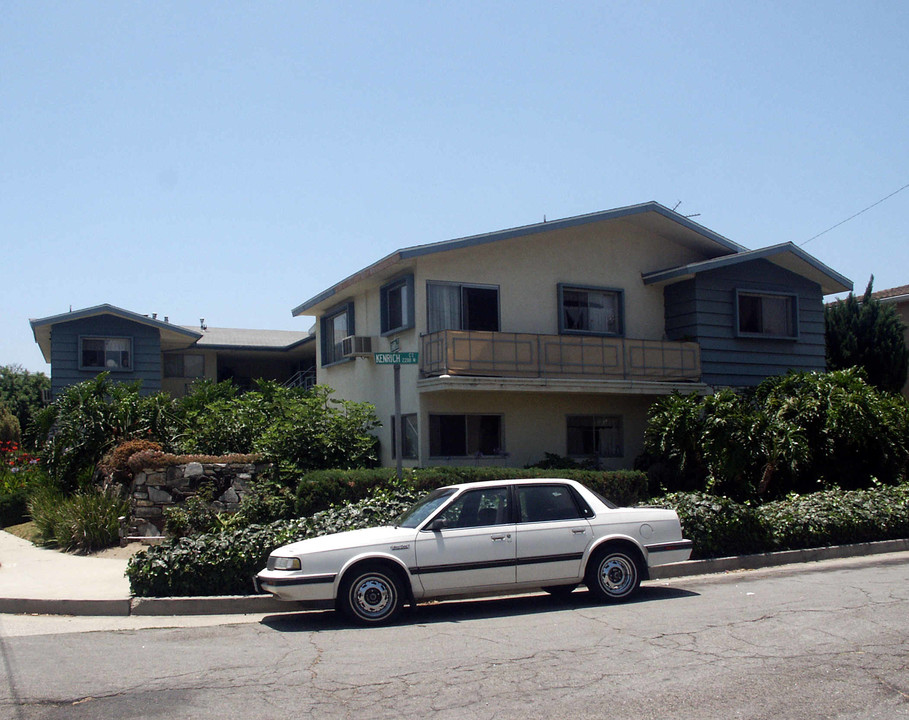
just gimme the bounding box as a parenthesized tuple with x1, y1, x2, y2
(292, 201, 852, 470)
(871, 284, 909, 398)
(30, 304, 315, 399)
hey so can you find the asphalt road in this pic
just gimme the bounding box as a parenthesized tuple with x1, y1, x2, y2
(1, 553, 908, 720)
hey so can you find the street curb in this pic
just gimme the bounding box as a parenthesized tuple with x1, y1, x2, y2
(649, 537, 909, 580)
(3, 539, 908, 617)
(130, 595, 290, 616)
(0, 598, 132, 616)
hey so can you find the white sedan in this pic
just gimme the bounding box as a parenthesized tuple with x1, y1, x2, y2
(256, 478, 692, 625)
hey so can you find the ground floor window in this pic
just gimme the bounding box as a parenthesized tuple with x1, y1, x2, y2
(164, 353, 205, 378)
(566, 415, 623, 458)
(391, 413, 419, 460)
(429, 414, 503, 457)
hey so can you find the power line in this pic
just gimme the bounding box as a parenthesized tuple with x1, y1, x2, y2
(800, 181, 909, 247)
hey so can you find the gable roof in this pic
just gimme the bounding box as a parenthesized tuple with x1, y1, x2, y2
(30, 304, 203, 362)
(292, 201, 747, 315)
(641, 242, 852, 295)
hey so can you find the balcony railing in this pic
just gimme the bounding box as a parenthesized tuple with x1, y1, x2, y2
(421, 330, 700, 382)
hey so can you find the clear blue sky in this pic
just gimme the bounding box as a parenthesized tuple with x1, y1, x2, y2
(3, 1, 907, 373)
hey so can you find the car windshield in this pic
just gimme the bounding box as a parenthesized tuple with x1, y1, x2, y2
(394, 488, 457, 528)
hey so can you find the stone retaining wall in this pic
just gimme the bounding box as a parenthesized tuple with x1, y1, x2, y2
(124, 461, 271, 538)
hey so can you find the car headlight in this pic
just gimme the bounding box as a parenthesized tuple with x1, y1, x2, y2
(272, 556, 301, 571)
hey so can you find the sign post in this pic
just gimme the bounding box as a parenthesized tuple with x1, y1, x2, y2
(374, 351, 419, 479)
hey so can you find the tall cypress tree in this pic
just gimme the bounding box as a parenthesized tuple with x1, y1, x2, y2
(825, 277, 909, 394)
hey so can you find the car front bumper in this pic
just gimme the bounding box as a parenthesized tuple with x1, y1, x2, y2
(255, 570, 338, 603)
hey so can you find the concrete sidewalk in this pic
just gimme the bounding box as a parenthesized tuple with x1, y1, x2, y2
(0, 530, 287, 617)
(2, 529, 908, 617)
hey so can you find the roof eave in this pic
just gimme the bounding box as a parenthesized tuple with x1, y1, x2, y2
(642, 243, 852, 295)
(292, 201, 746, 316)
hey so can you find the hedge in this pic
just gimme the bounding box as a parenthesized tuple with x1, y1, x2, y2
(654, 483, 909, 560)
(127, 488, 419, 597)
(295, 467, 649, 516)
(127, 480, 909, 598)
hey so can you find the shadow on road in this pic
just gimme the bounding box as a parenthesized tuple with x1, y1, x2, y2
(259, 584, 699, 633)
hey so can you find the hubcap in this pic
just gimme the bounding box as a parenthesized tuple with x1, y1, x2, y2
(599, 555, 635, 596)
(353, 576, 393, 618)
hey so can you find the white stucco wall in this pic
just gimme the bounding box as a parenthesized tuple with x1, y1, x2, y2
(307, 216, 719, 468)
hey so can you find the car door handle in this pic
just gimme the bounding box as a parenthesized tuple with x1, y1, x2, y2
(571, 528, 587, 535)
(491, 534, 510, 541)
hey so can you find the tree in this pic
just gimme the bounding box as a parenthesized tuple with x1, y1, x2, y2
(0, 364, 50, 446)
(826, 277, 909, 394)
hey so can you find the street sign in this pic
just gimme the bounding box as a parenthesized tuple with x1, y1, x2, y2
(374, 352, 419, 365)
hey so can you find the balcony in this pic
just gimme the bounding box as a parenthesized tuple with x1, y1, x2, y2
(421, 330, 700, 383)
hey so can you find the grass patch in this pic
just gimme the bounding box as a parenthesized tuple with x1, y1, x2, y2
(2, 520, 40, 543)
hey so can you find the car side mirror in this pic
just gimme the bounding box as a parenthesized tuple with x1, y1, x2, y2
(428, 518, 447, 532)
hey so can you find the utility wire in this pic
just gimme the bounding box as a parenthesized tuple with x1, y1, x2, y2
(800, 181, 909, 247)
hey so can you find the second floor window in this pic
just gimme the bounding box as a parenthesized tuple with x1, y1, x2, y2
(427, 282, 499, 333)
(737, 291, 797, 338)
(380, 275, 414, 335)
(80, 337, 131, 371)
(321, 302, 354, 366)
(559, 285, 623, 336)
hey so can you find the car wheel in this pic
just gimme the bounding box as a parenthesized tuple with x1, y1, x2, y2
(339, 565, 405, 625)
(585, 547, 642, 602)
(542, 584, 578, 597)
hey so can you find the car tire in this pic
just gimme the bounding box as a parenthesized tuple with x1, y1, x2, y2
(542, 584, 578, 597)
(585, 546, 642, 602)
(339, 564, 406, 625)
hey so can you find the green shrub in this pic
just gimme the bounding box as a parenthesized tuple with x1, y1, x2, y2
(0, 364, 50, 450)
(127, 480, 909, 598)
(128, 486, 419, 597)
(643, 369, 909, 500)
(652, 492, 768, 559)
(37, 374, 180, 492)
(28, 487, 128, 552)
(0, 403, 21, 443)
(757, 485, 909, 550)
(0, 440, 49, 528)
(294, 467, 649, 516)
(162, 478, 296, 539)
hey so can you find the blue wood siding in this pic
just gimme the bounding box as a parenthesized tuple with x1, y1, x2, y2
(664, 259, 826, 387)
(49, 316, 163, 397)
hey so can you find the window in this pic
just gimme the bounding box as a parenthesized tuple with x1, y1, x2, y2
(320, 302, 354, 366)
(559, 285, 623, 336)
(427, 282, 499, 333)
(737, 291, 797, 338)
(164, 353, 205, 378)
(80, 337, 131, 371)
(391, 413, 418, 460)
(517, 484, 586, 522)
(380, 275, 414, 335)
(567, 415, 623, 458)
(435, 487, 510, 528)
(429, 414, 503, 457)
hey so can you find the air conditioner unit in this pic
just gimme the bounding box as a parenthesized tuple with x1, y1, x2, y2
(341, 335, 374, 357)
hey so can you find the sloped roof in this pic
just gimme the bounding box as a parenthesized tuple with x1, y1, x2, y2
(30, 304, 202, 363)
(293, 201, 747, 315)
(183, 326, 312, 351)
(641, 242, 852, 295)
(29, 304, 313, 363)
(871, 284, 909, 302)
